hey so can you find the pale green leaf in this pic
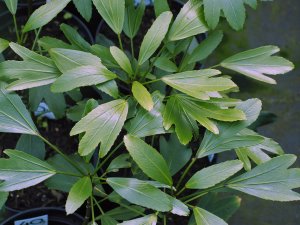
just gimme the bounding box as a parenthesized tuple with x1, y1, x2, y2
(186, 160, 243, 189)
(138, 11, 173, 65)
(193, 207, 228, 225)
(66, 177, 92, 214)
(38, 36, 73, 51)
(132, 81, 154, 111)
(221, 46, 294, 84)
(71, 100, 128, 157)
(93, 0, 125, 34)
(97, 80, 120, 99)
(110, 46, 133, 75)
(107, 178, 172, 211)
(119, 215, 157, 225)
(168, 0, 208, 41)
(3, 0, 18, 14)
(23, 0, 71, 32)
(124, 135, 173, 186)
(106, 154, 131, 173)
(0, 150, 55, 191)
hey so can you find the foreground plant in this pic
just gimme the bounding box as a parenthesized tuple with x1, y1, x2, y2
(0, 0, 299, 224)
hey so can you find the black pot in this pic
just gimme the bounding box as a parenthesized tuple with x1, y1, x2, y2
(1, 207, 83, 225)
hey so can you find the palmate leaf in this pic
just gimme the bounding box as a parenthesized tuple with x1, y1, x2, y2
(193, 207, 228, 225)
(0, 150, 56, 191)
(228, 155, 300, 201)
(197, 99, 264, 158)
(93, 0, 125, 34)
(125, 91, 166, 137)
(107, 178, 172, 212)
(221, 46, 294, 84)
(71, 99, 128, 157)
(163, 94, 245, 144)
(161, 69, 237, 100)
(0, 83, 38, 135)
(168, 0, 208, 41)
(124, 135, 173, 186)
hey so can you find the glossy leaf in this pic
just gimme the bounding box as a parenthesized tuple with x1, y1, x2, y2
(186, 160, 243, 189)
(138, 11, 173, 65)
(0, 150, 55, 191)
(193, 207, 228, 225)
(66, 177, 92, 214)
(71, 100, 128, 157)
(228, 155, 300, 201)
(23, 0, 71, 32)
(0, 83, 38, 135)
(221, 46, 294, 84)
(93, 0, 125, 34)
(197, 99, 263, 158)
(123, 1, 145, 38)
(16, 134, 46, 160)
(188, 31, 223, 64)
(160, 134, 192, 176)
(3, 0, 18, 14)
(162, 69, 237, 100)
(132, 81, 154, 111)
(168, 0, 208, 41)
(60, 23, 91, 51)
(110, 46, 133, 75)
(124, 135, 173, 186)
(51, 65, 117, 93)
(0, 38, 9, 53)
(119, 215, 157, 225)
(73, 0, 93, 21)
(125, 92, 166, 137)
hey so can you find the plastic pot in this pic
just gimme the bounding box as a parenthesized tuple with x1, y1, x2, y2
(1, 207, 83, 225)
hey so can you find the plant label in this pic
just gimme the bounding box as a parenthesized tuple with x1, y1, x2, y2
(14, 215, 48, 225)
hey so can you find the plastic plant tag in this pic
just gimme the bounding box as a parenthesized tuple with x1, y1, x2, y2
(14, 215, 48, 225)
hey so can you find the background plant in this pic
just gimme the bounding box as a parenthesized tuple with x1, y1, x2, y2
(0, 0, 299, 224)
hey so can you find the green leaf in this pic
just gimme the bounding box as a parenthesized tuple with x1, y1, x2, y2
(197, 99, 263, 158)
(228, 155, 300, 201)
(168, 0, 208, 41)
(193, 207, 228, 225)
(123, 1, 145, 39)
(162, 69, 237, 100)
(38, 36, 73, 51)
(0, 38, 9, 53)
(160, 134, 192, 176)
(107, 178, 172, 211)
(124, 135, 173, 186)
(106, 154, 131, 173)
(0, 83, 38, 135)
(91, 44, 119, 68)
(73, 0, 93, 21)
(187, 31, 223, 64)
(66, 177, 92, 214)
(49, 48, 102, 73)
(132, 81, 154, 111)
(51, 65, 117, 93)
(0, 150, 55, 191)
(125, 91, 166, 137)
(163, 95, 246, 144)
(97, 80, 120, 99)
(100, 216, 118, 225)
(3, 0, 18, 14)
(23, 0, 71, 32)
(110, 46, 133, 75)
(71, 99, 128, 157)
(29, 85, 66, 119)
(154, 56, 178, 72)
(119, 215, 157, 225)
(169, 196, 190, 216)
(221, 46, 294, 84)
(103, 206, 145, 221)
(186, 160, 243, 189)
(16, 134, 46, 160)
(60, 23, 91, 51)
(138, 11, 173, 65)
(0, 192, 8, 209)
(93, 0, 125, 34)
(203, 0, 245, 30)
(154, 0, 170, 17)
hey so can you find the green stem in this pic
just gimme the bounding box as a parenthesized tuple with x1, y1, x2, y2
(55, 170, 82, 177)
(130, 37, 135, 58)
(176, 186, 186, 197)
(118, 33, 124, 51)
(93, 197, 105, 215)
(90, 196, 95, 223)
(39, 135, 85, 175)
(142, 78, 161, 85)
(32, 27, 42, 51)
(182, 185, 224, 203)
(175, 158, 197, 191)
(164, 215, 167, 225)
(12, 14, 21, 43)
(208, 64, 220, 69)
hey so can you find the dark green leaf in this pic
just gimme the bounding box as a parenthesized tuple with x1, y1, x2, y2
(16, 134, 45, 160)
(73, 0, 93, 21)
(0, 150, 55, 191)
(0, 192, 8, 209)
(107, 178, 172, 211)
(0, 38, 9, 53)
(123, 1, 145, 38)
(154, 0, 170, 17)
(124, 135, 173, 186)
(106, 154, 131, 173)
(154, 56, 178, 72)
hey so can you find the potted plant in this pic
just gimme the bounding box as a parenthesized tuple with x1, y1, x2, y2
(0, 0, 299, 224)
